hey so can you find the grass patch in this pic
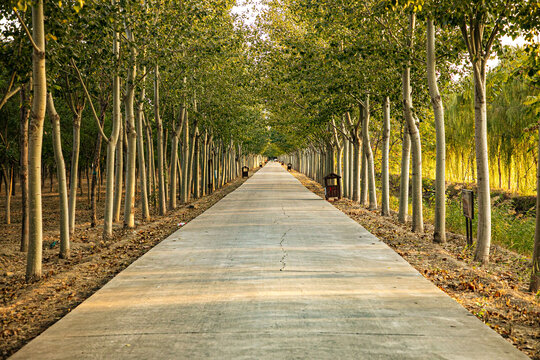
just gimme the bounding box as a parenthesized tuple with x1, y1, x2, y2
(435, 197, 534, 255)
(383, 193, 535, 256)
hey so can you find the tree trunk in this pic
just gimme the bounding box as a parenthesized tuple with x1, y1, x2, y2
(398, 127, 411, 223)
(26, 0, 46, 281)
(194, 128, 201, 199)
(19, 81, 30, 252)
(202, 132, 208, 196)
(48, 93, 70, 259)
(363, 96, 377, 210)
(3, 166, 12, 224)
(381, 96, 391, 216)
(181, 111, 190, 203)
(216, 143, 222, 188)
(342, 138, 349, 198)
(222, 145, 227, 186)
(103, 26, 121, 239)
(348, 139, 353, 199)
(187, 127, 197, 198)
(136, 66, 150, 221)
(336, 144, 343, 198)
(360, 149, 368, 205)
(68, 109, 83, 234)
(427, 18, 446, 243)
(154, 65, 167, 215)
(472, 63, 491, 263)
(530, 126, 540, 292)
(402, 13, 423, 233)
(123, 38, 137, 229)
(498, 150, 502, 189)
(85, 166, 89, 201)
(98, 164, 102, 201)
(145, 117, 156, 207)
(169, 106, 184, 210)
(507, 162, 511, 190)
(91, 111, 105, 227)
(113, 120, 123, 222)
(352, 138, 361, 202)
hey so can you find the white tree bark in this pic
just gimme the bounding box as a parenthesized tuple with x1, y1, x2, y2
(398, 127, 411, 223)
(48, 93, 70, 258)
(360, 147, 368, 205)
(427, 18, 446, 243)
(348, 138, 353, 199)
(381, 96, 391, 216)
(19, 81, 30, 251)
(363, 96, 377, 210)
(154, 65, 167, 215)
(68, 108, 83, 234)
(202, 131, 208, 196)
(181, 111, 190, 203)
(352, 139, 361, 202)
(193, 127, 201, 199)
(26, 0, 46, 281)
(113, 120, 123, 222)
(136, 66, 150, 221)
(169, 107, 184, 210)
(403, 13, 423, 233)
(123, 32, 137, 229)
(103, 25, 121, 238)
(531, 126, 540, 292)
(472, 64, 491, 262)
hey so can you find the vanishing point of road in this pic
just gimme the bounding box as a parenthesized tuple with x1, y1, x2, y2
(11, 162, 527, 359)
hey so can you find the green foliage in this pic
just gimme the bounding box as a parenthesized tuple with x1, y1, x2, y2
(444, 197, 535, 255)
(444, 47, 539, 193)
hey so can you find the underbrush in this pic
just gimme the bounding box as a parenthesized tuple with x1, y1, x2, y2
(401, 194, 535, 256)
(383, 175, 536, 256)
(443, 198, 535, 255)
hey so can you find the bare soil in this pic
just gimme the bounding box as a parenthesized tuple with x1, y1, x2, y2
(0, 171, 255, 359)
(291, 168, 540, 360)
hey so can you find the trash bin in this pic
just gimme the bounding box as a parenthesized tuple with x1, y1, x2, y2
(324, 173, 342, 201)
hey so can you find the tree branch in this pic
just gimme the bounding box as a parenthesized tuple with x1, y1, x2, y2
(330, 117, 349, 143)
(0, 72, 21, 111)
(13, 8, 42, 53)
(484, 0, 511, 59)
(71, 59, 110, 143)
(459, 19, 474, 62)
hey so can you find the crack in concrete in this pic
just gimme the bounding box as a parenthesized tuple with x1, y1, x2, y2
(281, 204, 290, 218)
(280, 227, 292, 271)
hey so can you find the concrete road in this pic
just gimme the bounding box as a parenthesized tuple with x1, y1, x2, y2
(11, 162, 528, 359)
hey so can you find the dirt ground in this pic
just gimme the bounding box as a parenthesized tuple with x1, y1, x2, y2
(290, 168, 540, 359)
(0, 171, 256, 359)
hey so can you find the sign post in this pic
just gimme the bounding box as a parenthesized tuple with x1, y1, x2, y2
(462, 189, 474, 246)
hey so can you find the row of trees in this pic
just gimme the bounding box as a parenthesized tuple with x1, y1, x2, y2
(259, 0, 539, 292)
(0, 1, 268, 281)
(1, 0, 539, 293)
